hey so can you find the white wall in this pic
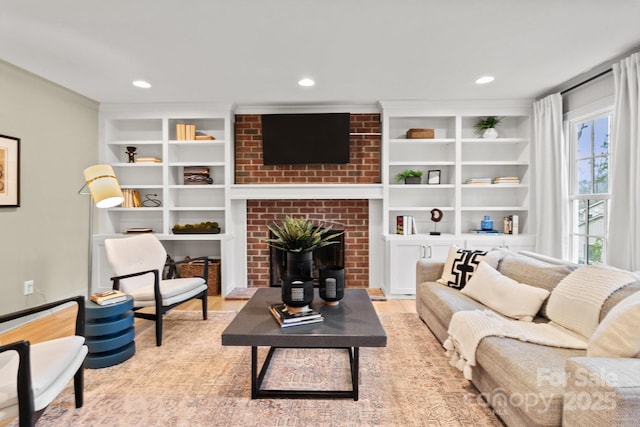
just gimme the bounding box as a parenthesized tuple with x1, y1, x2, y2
(0, 60, 98, 316)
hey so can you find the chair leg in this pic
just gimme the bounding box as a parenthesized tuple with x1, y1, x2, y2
(73, 365, 84, 408)
(202, 291, 208, 320)
(155, 313, 163, 346)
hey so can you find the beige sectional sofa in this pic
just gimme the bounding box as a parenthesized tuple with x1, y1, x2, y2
(416, 249, 640, 427)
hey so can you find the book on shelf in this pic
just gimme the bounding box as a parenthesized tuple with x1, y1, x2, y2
(90, 290, 128, 306)
(135, 157, 162, 163)
(502, 215, 520, 235)
(471, 229, 504, 234)
(466, 178, 492, 185)
(269, 304, 324, 328)
(121, 189, 142, 208)
(396, 215, 415, 235)
(195, 134, 215, 140)
(175, 123, 196, 140)
(493, 176, 520, 184)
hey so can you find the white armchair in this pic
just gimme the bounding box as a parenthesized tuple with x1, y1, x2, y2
(0, 296, 87, 427)
(104, 233, 208, 346)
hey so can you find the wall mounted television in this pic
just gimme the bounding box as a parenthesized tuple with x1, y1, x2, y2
(262, 113, 350, 165)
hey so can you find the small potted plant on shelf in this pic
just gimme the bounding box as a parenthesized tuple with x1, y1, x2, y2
(395, 169, 423, 184)
(475, 116, 502, 138)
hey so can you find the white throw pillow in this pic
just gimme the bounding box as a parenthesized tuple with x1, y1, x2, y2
(437, 245, 502, 290)
(587, 290, 640, 358)
(461, 261, 550, 321)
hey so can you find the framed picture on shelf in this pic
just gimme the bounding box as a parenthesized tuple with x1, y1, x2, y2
(0, 134, 20, 207)
(427, 170, 441, 185)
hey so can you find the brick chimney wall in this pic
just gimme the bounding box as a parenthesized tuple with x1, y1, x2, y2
(235, 113, 381, 288)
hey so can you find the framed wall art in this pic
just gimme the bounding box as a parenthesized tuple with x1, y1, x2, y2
(0, 134, 20, 207)
(427, 169, 441, 185)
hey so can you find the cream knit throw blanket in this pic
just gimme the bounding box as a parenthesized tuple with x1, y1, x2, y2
(444, 265, 637, 381)
(444, 310, 587, 380)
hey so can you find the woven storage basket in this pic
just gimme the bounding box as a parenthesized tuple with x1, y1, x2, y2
(180, 258, 220, 295)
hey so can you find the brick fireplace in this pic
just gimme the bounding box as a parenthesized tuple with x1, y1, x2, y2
(235, 113, 381, 289)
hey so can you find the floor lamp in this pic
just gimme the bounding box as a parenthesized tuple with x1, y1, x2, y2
(80, 164, 124, 297)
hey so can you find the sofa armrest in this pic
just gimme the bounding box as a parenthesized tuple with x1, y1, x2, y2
(416, 260, 445, 287)
(563, 357, 640, 427)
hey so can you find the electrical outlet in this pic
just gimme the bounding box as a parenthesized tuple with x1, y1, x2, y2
(24, 280, 34, 295)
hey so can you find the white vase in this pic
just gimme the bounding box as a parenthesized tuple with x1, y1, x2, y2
(482, 128, 498, 139)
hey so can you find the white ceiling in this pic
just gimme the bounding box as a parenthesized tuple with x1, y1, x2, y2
(2, 0, 640, 106)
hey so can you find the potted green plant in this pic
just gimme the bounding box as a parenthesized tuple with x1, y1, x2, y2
(475, 116, 502, 138)
(266, 216, 344, 275)
(395, 169, 423, 184)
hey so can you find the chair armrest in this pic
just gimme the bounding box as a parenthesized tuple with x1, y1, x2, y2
(0, 295, 85, 337)
(0, 340, 34, 421)
(563, 357, 640, 427)
(416, 260, 445, 287)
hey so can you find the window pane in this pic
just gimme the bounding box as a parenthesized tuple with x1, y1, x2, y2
(578, 159, 592, 194)
(588, 236, 604, 264)
(575, 235, 587, 265)
(594, 157, 608, 193)
(586, 199, 606, 237)
(577, 122, 592, 159)
(593, 117, 609, 156)
(577, 199, 586, 233)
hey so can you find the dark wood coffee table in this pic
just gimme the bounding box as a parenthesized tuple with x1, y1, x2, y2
(221, 288, 387, 401)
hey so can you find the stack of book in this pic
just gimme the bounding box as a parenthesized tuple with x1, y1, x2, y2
(269, 304, 324, 328)
(184, 166, 213, 185)
(503, 215, 519, 235)
(493, 176, 520, 184)
(121, 189, 142, 207)
(135, 157, 161, 163)
(466, 177, 492, 185)
(175, 123, 196, 140)
(396, 215, 417, 234)
(90, 290, 128, 306)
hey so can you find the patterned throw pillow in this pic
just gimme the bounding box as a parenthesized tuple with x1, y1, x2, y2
(437, 245, 501, 289)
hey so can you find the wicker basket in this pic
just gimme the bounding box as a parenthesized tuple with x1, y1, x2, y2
(179, 258, 220, 296)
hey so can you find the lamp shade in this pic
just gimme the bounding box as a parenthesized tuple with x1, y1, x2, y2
(83, 164, 124, 208)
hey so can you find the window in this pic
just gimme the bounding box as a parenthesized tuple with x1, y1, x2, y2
(569, 112, 611, 264)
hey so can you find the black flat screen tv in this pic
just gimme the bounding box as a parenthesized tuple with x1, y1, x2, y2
(262, 113, 350, 165)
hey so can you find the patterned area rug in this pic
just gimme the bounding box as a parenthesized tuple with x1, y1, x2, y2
(26, 312, 500, 426)
(225, 287, 387, 301)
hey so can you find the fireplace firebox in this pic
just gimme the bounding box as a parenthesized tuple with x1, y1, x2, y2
(269, 230, 345, 287)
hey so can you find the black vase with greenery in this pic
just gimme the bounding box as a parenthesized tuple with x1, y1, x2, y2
(266, 216, 344, 278)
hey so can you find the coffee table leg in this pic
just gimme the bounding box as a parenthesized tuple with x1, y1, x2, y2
(251, 346, 258, 398)
(352, 347, 359, 401)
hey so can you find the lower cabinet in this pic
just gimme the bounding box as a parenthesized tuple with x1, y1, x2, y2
(385, 234, 536, 296)
(385, 236, 463, 296)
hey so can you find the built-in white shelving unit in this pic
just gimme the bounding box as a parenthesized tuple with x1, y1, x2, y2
(93, 104, 235, 296)
(379, 100, 536, 296)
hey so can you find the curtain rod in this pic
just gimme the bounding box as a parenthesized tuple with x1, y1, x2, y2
(560, 68, 613, 95)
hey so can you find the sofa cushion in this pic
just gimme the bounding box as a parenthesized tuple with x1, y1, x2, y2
(497, 253, 576, 319)
(587, 289, 640, 357)
(437, 245, 502, 289)
(417, 281, 486, 330)
(475, 336, 586, 427)
(546, 265, 638, 339)
(461, 261, 550, 321)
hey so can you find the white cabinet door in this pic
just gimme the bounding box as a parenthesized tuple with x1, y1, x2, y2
(388, 240, 425, 295)
(465, 235, 536, 253)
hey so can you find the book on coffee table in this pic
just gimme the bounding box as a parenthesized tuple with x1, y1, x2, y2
(269, 304, 323, 328)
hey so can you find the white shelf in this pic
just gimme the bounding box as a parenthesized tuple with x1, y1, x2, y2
(389, 138, 455, 144)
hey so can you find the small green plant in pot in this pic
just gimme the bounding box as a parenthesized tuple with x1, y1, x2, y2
(475, 116, 502, 138)
(395, 169, 423, 184)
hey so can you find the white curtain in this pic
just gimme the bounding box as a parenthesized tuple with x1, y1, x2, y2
(608, 53, 640, 271)
(533, 93, 569, 259)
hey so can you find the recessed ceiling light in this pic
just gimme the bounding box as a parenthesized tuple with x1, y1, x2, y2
(298, 78, 315, 87)
(132, 80, 152, 89)
(475, 76, 495, 85)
